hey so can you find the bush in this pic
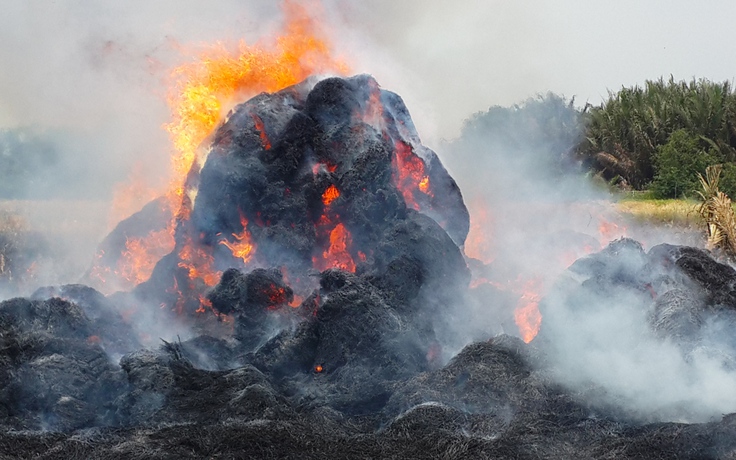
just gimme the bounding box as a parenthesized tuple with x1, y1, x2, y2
(651, 130, 720, 198)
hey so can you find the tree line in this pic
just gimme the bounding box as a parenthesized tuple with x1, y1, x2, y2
(453, 77, 736, 199)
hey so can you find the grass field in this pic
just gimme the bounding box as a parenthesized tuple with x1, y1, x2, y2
(615, 197, 703, 227)
(0, 200, 110, 293)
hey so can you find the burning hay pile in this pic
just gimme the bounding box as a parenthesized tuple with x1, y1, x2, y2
(2, 76, 736, 459)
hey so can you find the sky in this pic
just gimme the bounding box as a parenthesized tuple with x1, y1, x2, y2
(1, 0, 736, 193)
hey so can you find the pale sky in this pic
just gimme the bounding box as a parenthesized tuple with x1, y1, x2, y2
(1, 0, 735, 189)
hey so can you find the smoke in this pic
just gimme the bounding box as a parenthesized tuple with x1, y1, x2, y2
(2, 0, 735, 425)
(0, 1, 286, 198)
(0, 1, 285, 290)
(3, 0, 736, 201)
(540, 250, 736, 423)
(435, 92, 729, 423)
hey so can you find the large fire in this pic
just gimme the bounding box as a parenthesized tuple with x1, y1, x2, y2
(96, 0, 348, 295)
(165, 0, 348, 196)
(90, 0, 623, 347)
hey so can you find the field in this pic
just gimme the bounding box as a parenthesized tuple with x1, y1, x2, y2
(0, 200, 110, 293)
(615, 196, 703, 227)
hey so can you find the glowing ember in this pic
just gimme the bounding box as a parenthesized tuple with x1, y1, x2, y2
(118, 228, 175, 287)
(313, 223, 356, 272)
(177, 235, 221, 288)
(312, 162, 337, 175)
(100, 0, 349, 297)
(322, 184, 340, 207)
(464, 198, 494, 264)
(251, 113, 272, 150)
(289, 295, 304, 308)
(598, 219, 627, 245)
(391, 140, 430, 210)
(418, 176, 431, 194)
(514, 279, 543, 343)
(265, 284, 290, 306)
(314, 364, 324, 373)
(219, 213, 255, 265)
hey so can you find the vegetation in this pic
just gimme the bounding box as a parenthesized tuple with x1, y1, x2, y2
(457, 92, 587, 176)
(615, 198, 702, 227)
(581, 77, 736, 197)
(650, 129, 721, 198)
(697, 165, 736, 256)
(0, 210, 28, 281)
(452, 77, 736, 201)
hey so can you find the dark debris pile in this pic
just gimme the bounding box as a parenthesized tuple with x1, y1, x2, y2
(2, 76, 736, 458)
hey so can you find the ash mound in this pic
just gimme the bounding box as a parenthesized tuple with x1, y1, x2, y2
(2, 76, 736, 458)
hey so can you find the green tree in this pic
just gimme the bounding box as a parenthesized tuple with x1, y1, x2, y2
(581, 78, 736, 189)
(651, 129, 720, 198)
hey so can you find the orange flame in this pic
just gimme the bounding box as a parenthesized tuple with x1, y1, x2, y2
(464, 198, 494, 264)
(313, 222, 356, 272)
(163, 0, 347, 298)
(514, 278, 543, 343)
(391, 140, 431, 210)
(219, 213, 255, 265)
(598, 219, 627, 245)
(418, 176, 431, 194)
(322, 184, 340, 206)
(118, 228, 176, 286)
(177, 235, 221, 287)
(165, 0, 349, 206)
(101, 0, 349, 298)
(471, 274, 543, 343)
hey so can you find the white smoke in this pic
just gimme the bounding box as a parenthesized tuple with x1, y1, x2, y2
(541, 258, 736, 423)
(2, 0, 735, 424)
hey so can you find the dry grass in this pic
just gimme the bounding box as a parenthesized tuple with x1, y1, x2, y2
(615, 198, 703, 227)
(697, 165, 736, 255)
(0, 210, 28, 279)
(0, 200, 110, 289)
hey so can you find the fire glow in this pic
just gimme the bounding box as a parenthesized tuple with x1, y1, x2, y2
(92, 0, 577, 346)
(391, 140, 433, 210)
(219, 213, 255, 265)
(96, 0, 348, 304)
(313, 222, 357, 273)
(514, 278, 543, 343)
(322, 185, 340, 206)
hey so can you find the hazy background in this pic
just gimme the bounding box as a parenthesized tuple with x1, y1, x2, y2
(2, 0, 736, 190)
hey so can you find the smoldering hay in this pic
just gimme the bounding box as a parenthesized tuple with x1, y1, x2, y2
(2, 75, 736, 459)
